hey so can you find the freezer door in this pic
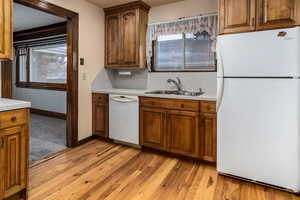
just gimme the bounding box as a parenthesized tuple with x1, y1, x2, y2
(217, 78, 300, 191)
(217, 27, 300, 77)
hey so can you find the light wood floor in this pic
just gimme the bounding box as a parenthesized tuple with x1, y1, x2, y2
(29, 140, 300, 200)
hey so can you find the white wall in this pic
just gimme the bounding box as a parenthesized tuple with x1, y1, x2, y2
(44, 0, 105, 140)
(149, 0, 218, 23)
(13, 88, 67, 113)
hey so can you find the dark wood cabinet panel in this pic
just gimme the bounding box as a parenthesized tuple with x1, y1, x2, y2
(92, 93, 108, 138)
(220, 0, 300, 34)
(0, 0, 13, 60)
(140, 107, 166, 150)
(104, 2, 150, 68)
(200, 113, 217, 162)
(140, 97, 217, 162)
(1, 126, 28, 199)
(105, 14, 120, 67)
(93, 104, 108, 138)
(256, 0, 300, 30)
(0, 109, 29, 199)
(166, 110, 199, 158)
(120, 9, 138, 65)
(219, 0, 256, 34)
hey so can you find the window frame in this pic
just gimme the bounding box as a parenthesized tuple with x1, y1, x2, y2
(15, 42, 67, 91)
(151, 33, 217, 73)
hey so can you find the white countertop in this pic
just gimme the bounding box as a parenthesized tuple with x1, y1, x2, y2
(92, 88, 216, 101)
(0, 98, 31, 112)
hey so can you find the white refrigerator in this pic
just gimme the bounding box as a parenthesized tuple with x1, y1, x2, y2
(217, 27, 300, 192)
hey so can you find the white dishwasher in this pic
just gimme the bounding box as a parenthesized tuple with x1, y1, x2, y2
(109, 95, 139, 145)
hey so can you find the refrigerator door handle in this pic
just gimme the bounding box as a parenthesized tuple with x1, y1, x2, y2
(217, 77, 224, 112)
(216, 40, 224, 78)
(217, 40, 225, 112)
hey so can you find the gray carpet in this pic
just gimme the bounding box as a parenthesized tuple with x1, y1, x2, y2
(30, 114, 67, 161)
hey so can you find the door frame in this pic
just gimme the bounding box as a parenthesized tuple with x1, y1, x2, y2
(2, 0, 79, 147)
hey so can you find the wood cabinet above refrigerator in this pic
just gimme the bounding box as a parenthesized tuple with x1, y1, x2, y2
(219, 0, 300, 34)
(104, 1, 150, 68)
(0, 0, 13, 60)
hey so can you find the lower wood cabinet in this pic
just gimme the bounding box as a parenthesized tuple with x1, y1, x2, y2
(0, 109, 29, 200)
(139, 107, 166, 150)
(92, 93, 108, 138)
(166, 110, 199, 158)
(140, 97, 217, 162)
(91, 94, 217, 162)
(200, 113, 217, 162)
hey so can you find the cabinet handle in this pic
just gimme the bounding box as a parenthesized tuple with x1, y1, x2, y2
(0, 136, 3, 148)
(11, 116, 17, 122)
(251, 17, 255, 26)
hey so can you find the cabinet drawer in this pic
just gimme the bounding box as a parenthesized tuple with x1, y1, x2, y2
(170, 100, 199, 112)
(140, 97, 168, 108)
(200, 101, 216, 113)
(93, 93, 108, 104)
(140, 97, 199, 112)
(0, 109, 28, 129)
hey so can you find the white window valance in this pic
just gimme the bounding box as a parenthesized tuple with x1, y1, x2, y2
(146, 14, 218, 70)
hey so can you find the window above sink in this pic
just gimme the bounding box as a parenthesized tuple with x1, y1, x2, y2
(153, 32, 216, 72)
(147, 14, 218, 72)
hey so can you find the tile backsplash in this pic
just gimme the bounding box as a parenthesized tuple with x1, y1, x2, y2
(92, 68, 217, 96)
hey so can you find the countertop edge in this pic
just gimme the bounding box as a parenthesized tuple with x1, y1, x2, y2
(92, 89, 217, 101)
(0, 99, 31, 112)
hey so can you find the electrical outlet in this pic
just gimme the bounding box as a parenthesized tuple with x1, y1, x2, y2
(82, 73, 87, 80)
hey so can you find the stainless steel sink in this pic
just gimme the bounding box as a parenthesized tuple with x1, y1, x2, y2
(145, 89, 205, 97)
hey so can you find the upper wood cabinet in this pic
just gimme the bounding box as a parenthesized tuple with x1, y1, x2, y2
(219, 0, 300, 34)
(219, 0, 256, 34)
(104, 1, 150, 68)
(105, 14, 120, 66)
(256, 0, 300, 30)
(0, 0, 13, 60)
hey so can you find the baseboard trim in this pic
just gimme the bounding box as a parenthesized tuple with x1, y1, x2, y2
(30, 108, 67, 120)
(78, 135, 96, 146)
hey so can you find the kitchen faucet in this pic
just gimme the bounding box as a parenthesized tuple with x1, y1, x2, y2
(167, 77, 184, 91)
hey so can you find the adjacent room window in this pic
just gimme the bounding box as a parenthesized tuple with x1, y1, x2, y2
(15, 42, 67, 90)
(153, 32, 216, 72)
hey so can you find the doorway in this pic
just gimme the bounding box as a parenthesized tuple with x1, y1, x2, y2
(1, 0, 79, 161)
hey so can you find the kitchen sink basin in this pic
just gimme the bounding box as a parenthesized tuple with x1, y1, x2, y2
(145, 90, 205, 97)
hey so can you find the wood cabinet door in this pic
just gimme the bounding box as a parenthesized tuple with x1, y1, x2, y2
(140, 107, 166, 150)
(166, 110, 199, 158)
(219, 0, 256, 34)
(105, 13, 120, 67)
(120, 9, 139, 66)
(200, 113, 217, 162)
(0, 0, 13, 60)
(92, 103, 108, 138)
(0, 125, 28, 198)
(256, 0, 300, 30)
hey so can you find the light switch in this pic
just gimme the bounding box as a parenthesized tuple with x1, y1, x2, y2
(80, 58, 85, 66)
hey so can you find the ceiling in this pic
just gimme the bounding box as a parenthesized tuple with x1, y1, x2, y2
(14, 3, 66, 32)
(87, 0, 184, 8)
